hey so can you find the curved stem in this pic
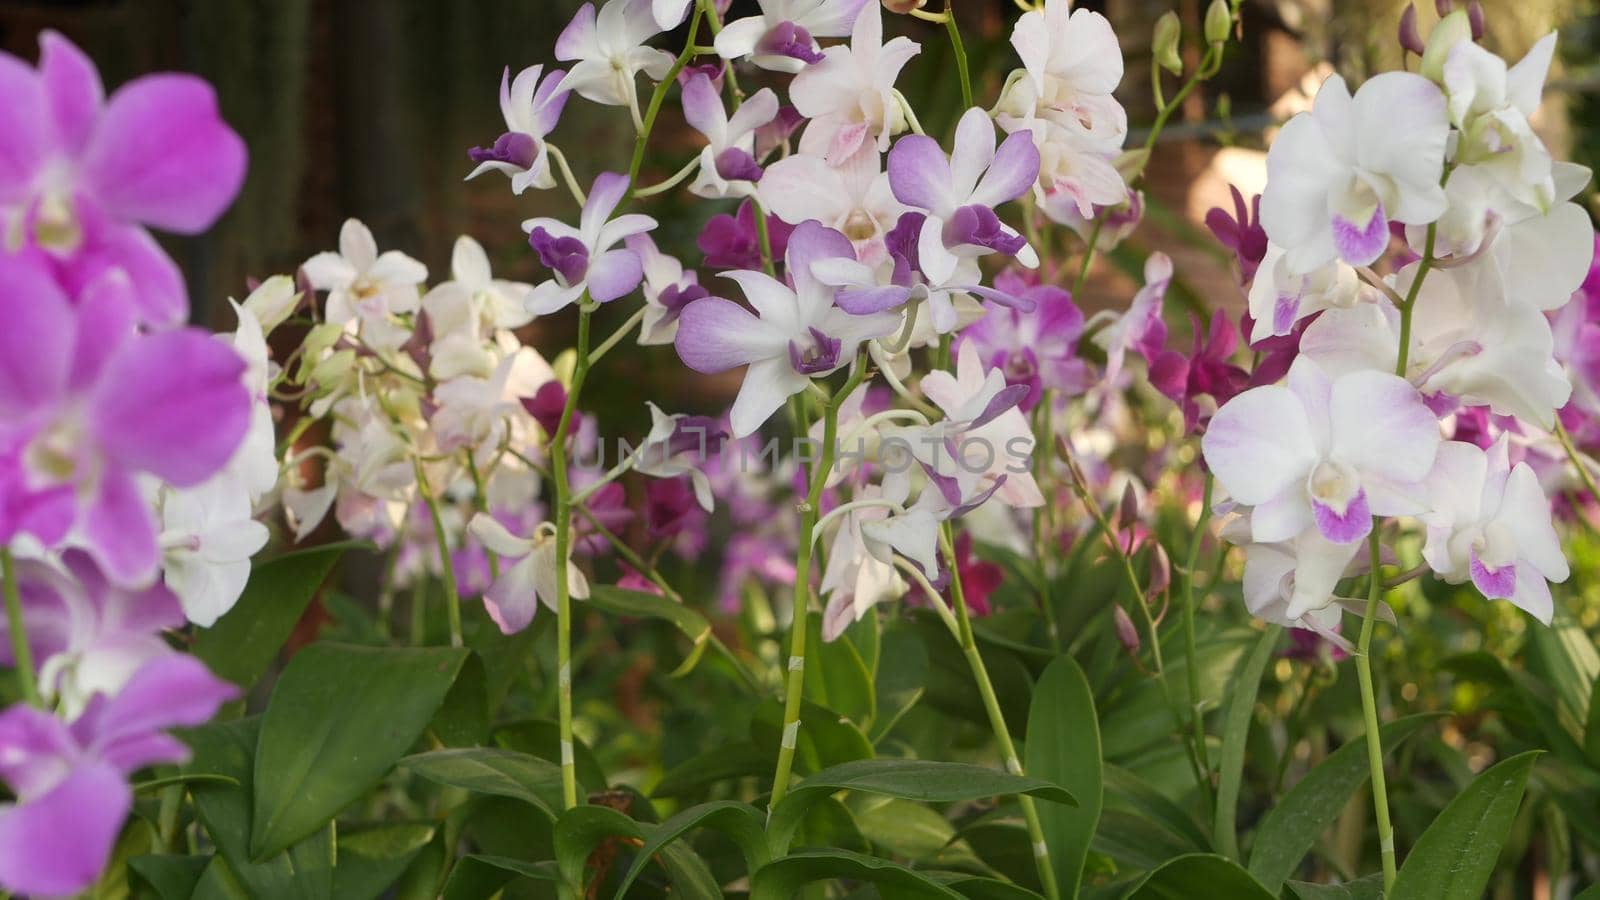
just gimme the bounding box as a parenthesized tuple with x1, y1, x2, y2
(587, 305, 649, 366)
(1395, 224, 1436, 376)
(629, 10, 704, 185)
(768, 360, 868, 814)
(1, 548, 40, 708)
(546, 145, 589, 208)
(1555, 420, 1600, 506)
(413, 460, 464, 648)
(1359, 530, 1399, 890)
(942, 3, 972, 110)
(939, 525, 1061, 900)
(632, 157, 701, 198)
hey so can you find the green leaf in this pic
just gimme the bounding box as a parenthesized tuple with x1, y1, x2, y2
(1213, 625, 1280, 860)
(494, 718, 607, 793)
(652, 740, 770, 797)
(1585, 675, 1600, 768)
(1026, 655, 1103, 898)
(870, 624, 928, 744)
(427, 650, 488, 747)
(182, 717, 336, 899)
(930, 872, 1047, 900)
(586, 585, 712, 676)
(192, 544, 352, 687)
(613, 801, 770, 899)
(806, 614, 875, 723)
(751, 697, 874, 774)
(1389, 750, 1541, 900)
(190, 857, 253, 900)
(854, 797, 979, 867)
(1102, 765, 1210, 852)
(127, 855, 210, 900)
(400, 747, 566, 818)
(767, 758, 1075, 855)
(1122, 853, 1276, 899)
(1284, 874, 1386, 899)
(750, 848, 967, 900)
(250, 643, 468, 858)
(1247, 713, 1441, 892)
(131, 772, 240, 794)
(332, 824, 435, 900)
(554, 805, 643, 889)
(440, 855, 561, 900)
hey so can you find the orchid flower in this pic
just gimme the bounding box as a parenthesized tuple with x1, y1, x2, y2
(917, 341, 1044, 509)
(652, 0, 693, 28)
(523, 171, 656, 313)
(759, 144, 905, 265)
(956, 275, 1088, 410)
(673, 221, 900, 437)
(714, 0, 870, 73)
(1300, 257, 1571, 427)
(681, 73, 779, 199)
(0, 655, 235, 897)
(156, 479, 270, 628)
(790, 5, 920, 165)
(466, 64, 571, 194)
(628, 233, 707, 345)
(422, 235, 536, 379)
(302, 218, 428, 351)
(1260, 72, 1450, 271)
(820, 488, 908, 640)
(1240, 528, 1389, 648)
(1440, 33, 1556, 212)
(1206, 185, 1269, 284)
(223, 293, 283, 504)
(0, 31, 247, 324)
(1001, 0, 1127, 150)
(886, 108, 1041, 283)
(1245, 243, 1363, 342)
(1202, 357, 1440, 594)
(1091, 252, 1172, 386)
(1421, 437, 1568, 623)
(0, 259, 250, 586)
(555, 0, 676, 109)
(631, 403, 727, 511)
(467, 513, 589, 634)
(431, 346, 555, 470)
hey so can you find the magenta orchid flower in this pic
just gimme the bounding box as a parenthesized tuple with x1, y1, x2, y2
(698, 198, 795, 270)
(555, 0, 676, 108)
(790, 5, 920, 165)
(681, 73, 779, 199)
(523, 171, 656, 313)
(1147, 310, 1252, 435)
(0, 655, 235, 898)
(0, 31, 247, 325)
(1422, 436, 1568, 623)
(1202, 356, 1440, 598)
(1261, 72, 1450, 271)
(1205, 185, 1269, 284)
(466, 64, 571, 194)
(0, 256, 251, 586)
(714, 0, 871, 73)
(956, 273, 1088, 410)
(674, 221, 900, 437)
(627, 233, 707, 345)
(886, 107, 1040, 284)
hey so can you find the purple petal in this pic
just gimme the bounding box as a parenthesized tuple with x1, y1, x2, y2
(784, 221, 857, 295)
(468, 131, 538, 168)
(581, 171, 632, 235)
(1330, 201, 1389, 267)
(1311, 489, 1371, 544)
(82, 74, 247, 234)
(788, 327, 843, 375)
(970, 131, 1040, 207)
(714, 147, 763, 183)
(67, 270, 138, 392)
(1272, 292, 1300, 336)
(0, 705, 76, 797)
(88, 655, 236, 769)
(585, 248, 644, 302)
(942, 204, 1026, 256)
(0, 54, 48, 203)
(529, 227, 590, 284)
(38, 32, 103, 154)
(90, 329, 250, 486)
(887, 134, 952, 212)
(0, 253, 73, 419)
(0, 761, 130, 897)
(82, 470, 160, 586)
(680, 72, 724, 140)
(1469, 553, 1517, 600)
(484, 560, 538, 634)
(836, 284, 913, 314)
(674, 297, 780, 373)
(757, 21, 825, 65)
(63, 220, 188, 326)
(554, 4, 597, 61)
(970, 383, 1030, 429)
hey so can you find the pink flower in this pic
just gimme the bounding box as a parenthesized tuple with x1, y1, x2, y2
(0, 32, 247, 324)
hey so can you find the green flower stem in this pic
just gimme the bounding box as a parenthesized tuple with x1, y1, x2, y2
(1, 548, 40, 708)
(943, 3, 972, 110)
(413, 460, 464, 649)
(768, 359, 868, 814)
(550, 301, 593, 811)
(1555, 420, 1600, 506)
(939, 526, 1061, 900)
(1394, 224, 1435, 375)
(1182, 474, 1215, 775)
(1360, 530, 1398, 890)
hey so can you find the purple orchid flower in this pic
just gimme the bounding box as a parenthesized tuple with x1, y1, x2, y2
(1206, 185, 1269, 284)
(1147, 311, 1252, 435)
(697, 199, 795, 270)
(713, 0, 870, 73)
(0, 31, 247, 325)
(522, 171, 657, 313)
(681, 73, 779, 199)
(466, 64, 570, 194)
(956, 271, 1088, 410)
(0, 654, 236, 897)
(886, 107, 1040, 284)
(0, 256, 251, 586)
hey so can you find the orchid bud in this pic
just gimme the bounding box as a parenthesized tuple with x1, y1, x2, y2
(1117, 483, 1140, 532)
(1467, 1, 1485, 40)
(1420, 9, 1473, 82)
(882, 0, 926, 12)
(1147, 543, 1172, 600)
(1113, 605, 1141, 655)
(1153, 12, 1183, 76)
(1203, 0, 1232, 46)
(1398, 5, 1425, 56)
(1434, 0, 1451, 15)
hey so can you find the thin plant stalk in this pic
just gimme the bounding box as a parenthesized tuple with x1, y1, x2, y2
(1, 548, 40, 707)
(413, 459, 464, 648)
(1359, 530, 1399, 890)
(550, 301, 593, 810)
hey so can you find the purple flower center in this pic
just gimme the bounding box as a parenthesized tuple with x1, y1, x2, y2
(942, 205, 1027, 257)
(528, 227, 589, 285)
(788, 327, 842, 375)
(758, 21, 825, 64)
(886, 212, 924, 276)
(1469, 552, 1516, 599)
(666, 415, 728, 458)
(469, 131, 538, 169)
(1311, 488, 1372, 544)
(658, 281, 709, 315)
(714, 147, 764, 183)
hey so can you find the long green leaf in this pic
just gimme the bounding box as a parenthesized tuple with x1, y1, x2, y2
(1121, 853, 1276, 899)
(1214, 626, 1281, 859)
(612, 801, 770, 899)
(1026, 655, 1103, 897)
(1389, 751, 1540, 900)
(250, 643, 468, 858)
(1284, 875, 1385, 899)
(750, 848, 967, 900)
(193, 544, 353, 687)
(587, 585, 712, 675)
(332, 824, 436, 900)
(440, 855, 561, 900)
(1248, 713, 1442, 891)
(400, 747, 566, 818)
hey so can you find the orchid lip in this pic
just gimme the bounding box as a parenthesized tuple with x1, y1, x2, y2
(469, 131, 539, 169)
(714, 147, 763, 183)
(658, 282, 709, 314)
(758, 21, 825, 64)
(788, 327, 842, 375)
(942, 205, 1027, 257)
(528, 227, 589, 285)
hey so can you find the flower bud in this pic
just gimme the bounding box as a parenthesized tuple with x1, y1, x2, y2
(1398, 4, 1425, 56)
(1153, 12, 1183, 76)
(1467, 1, 1485, 40)
(1434, 0, 1452, 15)
(1203, 0, 1232, 46)
(1113, 604, 1141, 654)
(882, 0, 926, 12)
(1117, 482, 1140, 532)
(1420, 9, 1473, 82)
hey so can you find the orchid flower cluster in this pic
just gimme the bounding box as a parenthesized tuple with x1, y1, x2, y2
(1, 0, 1598, 895)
